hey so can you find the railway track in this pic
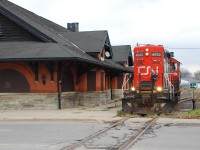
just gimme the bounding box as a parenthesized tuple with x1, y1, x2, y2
(61, 97, 191, 150)
(61, 117, 129, 150)
(61, 117, 159, 150)
(178, 97, 192, 104)
(118, 116, 159, 150)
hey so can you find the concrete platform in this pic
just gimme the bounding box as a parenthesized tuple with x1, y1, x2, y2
(0, 101, 123, 122)
(1, 100, 200, 124)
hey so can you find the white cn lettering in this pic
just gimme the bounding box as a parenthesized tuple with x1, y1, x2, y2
(138, 66, 159, 75)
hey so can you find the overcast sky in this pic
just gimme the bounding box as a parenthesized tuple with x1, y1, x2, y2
(9, 0, 200, 73)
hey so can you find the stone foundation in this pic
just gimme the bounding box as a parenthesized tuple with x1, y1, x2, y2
(61, 90, 111, 108)
(112, 89, 123, 100)
(0, 93, 58, 110)
(0, 90, 113, 110)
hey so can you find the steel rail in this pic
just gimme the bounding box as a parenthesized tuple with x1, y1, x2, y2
(178, 97, 191, 104)
(118, 116, 159, 150)
(61, 117, 129, 150)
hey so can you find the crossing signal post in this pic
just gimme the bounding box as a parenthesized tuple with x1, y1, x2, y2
(190, 83, 197, 89)
(190, 82, 196, 110)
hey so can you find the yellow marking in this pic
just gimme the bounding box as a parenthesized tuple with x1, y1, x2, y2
(140, 91, 151, 94)
(137, 90, 157, 94)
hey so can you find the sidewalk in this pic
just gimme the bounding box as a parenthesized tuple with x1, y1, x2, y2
(0, 101, 123, 122)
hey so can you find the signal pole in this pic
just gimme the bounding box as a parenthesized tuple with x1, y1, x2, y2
(190, 82, 196, 110)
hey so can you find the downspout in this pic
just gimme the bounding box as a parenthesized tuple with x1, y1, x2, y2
(110, 75, 113, 100)
(57, 62, 61, 109)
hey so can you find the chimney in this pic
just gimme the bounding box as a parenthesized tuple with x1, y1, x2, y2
(67, 23, 79, 32)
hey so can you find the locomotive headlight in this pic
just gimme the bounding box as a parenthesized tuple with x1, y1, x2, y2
(157, 87, 163, 92)
(145, 48, 149, 52)
(131, 87, 135, 91)
(145, 52, 149, 56)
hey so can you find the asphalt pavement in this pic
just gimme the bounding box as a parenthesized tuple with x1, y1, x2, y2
(1, 101, 200, 150)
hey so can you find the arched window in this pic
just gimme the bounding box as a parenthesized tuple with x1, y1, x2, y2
(0, 69, 30, 92)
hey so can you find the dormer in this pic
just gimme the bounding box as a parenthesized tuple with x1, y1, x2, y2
(112, 45, 133, 66)
(58, 30, 113, 60)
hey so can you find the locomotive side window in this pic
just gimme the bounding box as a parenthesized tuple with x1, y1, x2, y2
(135, 52, 143, 57)
(172, 62, 177, 71)
(152, 52, 162, 57)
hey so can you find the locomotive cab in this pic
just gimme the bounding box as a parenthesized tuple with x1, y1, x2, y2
(170, 58, 181, 103)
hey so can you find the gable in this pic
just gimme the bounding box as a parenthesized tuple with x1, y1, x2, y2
(59, 31, 113, 59)
(0, 13, 42, 42)
(112, 45, 133, 66)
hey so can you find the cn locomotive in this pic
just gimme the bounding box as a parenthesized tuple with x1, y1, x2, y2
(122, 44, 181, 114)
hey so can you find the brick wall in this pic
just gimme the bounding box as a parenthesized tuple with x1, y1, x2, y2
(0, 62, 57, 93)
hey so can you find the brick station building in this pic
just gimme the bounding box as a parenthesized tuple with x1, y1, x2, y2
(0, 0, 133, 109)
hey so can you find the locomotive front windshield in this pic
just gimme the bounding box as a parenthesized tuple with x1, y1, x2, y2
(152, 52, 162, 57)
(135, 52, 144, 57)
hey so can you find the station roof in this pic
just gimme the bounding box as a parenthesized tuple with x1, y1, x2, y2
(58, 31, 113, 56)
(0, 0, 132, 73)
(112, 45, 133, 66)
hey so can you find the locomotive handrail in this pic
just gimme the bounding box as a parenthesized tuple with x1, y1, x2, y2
(122, 74, 132, 98)
(164, 73, 174, 100)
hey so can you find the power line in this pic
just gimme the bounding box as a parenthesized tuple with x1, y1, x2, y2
(166, 47, 200, 49)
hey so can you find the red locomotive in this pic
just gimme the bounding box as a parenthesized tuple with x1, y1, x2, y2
(122, 44, 181, 114)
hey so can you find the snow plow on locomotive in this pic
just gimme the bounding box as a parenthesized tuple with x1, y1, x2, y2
(122, 44, 181, 114)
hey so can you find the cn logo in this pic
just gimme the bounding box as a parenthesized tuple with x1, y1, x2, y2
(138, 66, 158, 75)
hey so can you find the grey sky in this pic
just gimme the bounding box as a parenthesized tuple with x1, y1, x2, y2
(9, 0, 200, 73)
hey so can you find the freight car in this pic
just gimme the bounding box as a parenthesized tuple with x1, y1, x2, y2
(122, 44, 181, 114)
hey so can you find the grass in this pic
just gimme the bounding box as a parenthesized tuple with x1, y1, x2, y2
(187, 109, 200, 117)
(181, 87, 200, 100)
(117, 110, 140, 118)
(159, 110, 200, 119)
(117, 109, 200, 119)
(195, 88, 200, 100)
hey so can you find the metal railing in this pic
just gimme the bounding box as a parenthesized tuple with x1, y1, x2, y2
(122, 74, 132, 98)
(164, 73, 174, 100)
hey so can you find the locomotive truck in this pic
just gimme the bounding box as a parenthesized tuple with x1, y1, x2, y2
(122, 44, 181, 114)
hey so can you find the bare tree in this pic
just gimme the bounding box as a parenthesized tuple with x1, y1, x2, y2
(194, 70, 200, 80)
(181, 68, 192, 78)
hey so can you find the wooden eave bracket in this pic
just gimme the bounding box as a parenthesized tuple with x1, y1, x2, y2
(44, 62, 54, 81)
(76, 64, 95, 84)
(27, 62, 38, 82)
